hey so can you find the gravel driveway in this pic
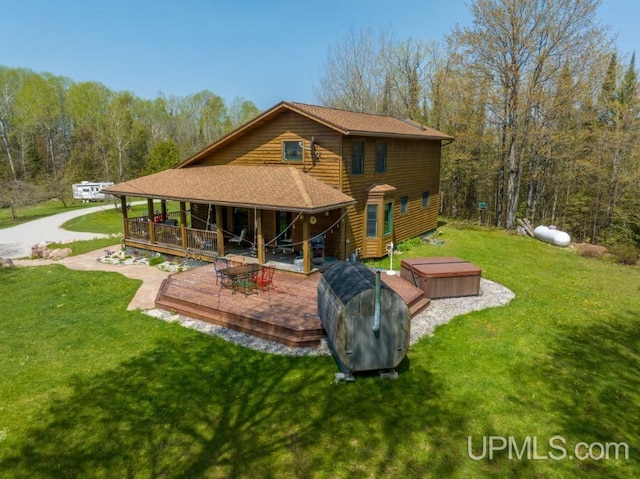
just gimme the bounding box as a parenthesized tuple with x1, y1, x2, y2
(0, 203, 124, 259)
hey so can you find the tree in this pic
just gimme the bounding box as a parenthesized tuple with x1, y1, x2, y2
(0, 67, 21, 182)
(450, 0, 608, 228)
(144, 138, 180, 175)
(16, 71, 72, 204)
(66, 81, 111, 180)
(595, 52, 640, 244)
(227, 97, 259, 128)
(315, 28, 392, 113)
(315, 29, 440, 120)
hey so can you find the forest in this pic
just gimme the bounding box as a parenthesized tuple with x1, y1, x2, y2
(316, 0, 639, 258)
(1, 0, 638, 257)
(0, 73, 259, 215)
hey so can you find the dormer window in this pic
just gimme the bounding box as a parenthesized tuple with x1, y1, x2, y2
(282, 140, 303, 161)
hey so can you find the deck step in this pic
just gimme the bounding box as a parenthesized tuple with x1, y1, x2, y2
(408, 296, 431, 316)
(381, 272, 431, 317)
(156, 296, 325, 348)
(155, 274, 326, 348)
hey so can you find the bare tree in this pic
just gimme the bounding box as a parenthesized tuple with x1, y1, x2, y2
(315, 28, 392, 113)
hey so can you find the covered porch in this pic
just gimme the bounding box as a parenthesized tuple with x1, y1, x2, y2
(104, 165, 356, 275)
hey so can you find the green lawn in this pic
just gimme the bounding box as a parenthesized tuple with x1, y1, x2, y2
(61, 203, 152, 236)
(1, 222, 638, 478)
(0, 200, 113, 230)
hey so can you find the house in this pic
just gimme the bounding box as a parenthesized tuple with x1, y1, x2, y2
(103, 102, 453, 274)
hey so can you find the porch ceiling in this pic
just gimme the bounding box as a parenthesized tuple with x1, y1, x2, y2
(103, 165, 356, 213)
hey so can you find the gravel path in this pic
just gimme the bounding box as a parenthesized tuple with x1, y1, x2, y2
(145, 277, 515, 356)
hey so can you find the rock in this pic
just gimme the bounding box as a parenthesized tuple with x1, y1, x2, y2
(47, 248, 72, 260)
(1, 257, 16, 268)
(31, 242, 48, 258)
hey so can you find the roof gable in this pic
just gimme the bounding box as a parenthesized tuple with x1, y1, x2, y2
(178, 101, 453, 168)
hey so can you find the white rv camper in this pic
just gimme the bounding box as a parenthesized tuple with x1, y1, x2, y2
(72, 181, 114, 202)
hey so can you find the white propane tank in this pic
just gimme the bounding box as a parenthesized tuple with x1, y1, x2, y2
(533, 225, 571, 247)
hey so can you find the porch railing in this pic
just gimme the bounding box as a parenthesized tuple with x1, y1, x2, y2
(155, 223, 183, 248)
(127, 218, 150, 242)
(186, 228, 217, 254)
(125, 218, 218, 256)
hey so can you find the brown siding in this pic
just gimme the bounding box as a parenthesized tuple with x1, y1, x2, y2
(342, 137, 441, 259)
(197, 111, 343, 188)
(192, 112, 442, 261)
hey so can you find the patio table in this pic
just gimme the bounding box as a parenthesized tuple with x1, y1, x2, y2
(219, 263, 262, 296)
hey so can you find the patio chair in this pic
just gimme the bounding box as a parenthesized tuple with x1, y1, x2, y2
(311, 235, 325, 265)
(254, 265, 276, 292)
(213, 257, 229, 284)
(229, 228, 247, 246)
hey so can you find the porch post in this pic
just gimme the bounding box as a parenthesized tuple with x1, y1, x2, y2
(302, 215, 311, 273)
(120, 195, 129, 239)
(160, 200, 167, 222)
(179, 201, 187, 250)
(256, 209, 265, 265)
(215, 205, 225, 257)
(147, 198, 155, 243)
(339, 207, 347, 261)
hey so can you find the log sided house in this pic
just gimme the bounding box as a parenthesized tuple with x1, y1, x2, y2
(103, 102, 453, 274)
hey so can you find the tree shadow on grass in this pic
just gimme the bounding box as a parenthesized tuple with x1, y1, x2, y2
(545, 311, 640, 464)
(506, 310, 640, 478)
(1, 333, 319, 478)
(0, 331, 472, 478)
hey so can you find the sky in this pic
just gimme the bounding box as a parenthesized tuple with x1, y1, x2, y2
(1, 0, 638, 111)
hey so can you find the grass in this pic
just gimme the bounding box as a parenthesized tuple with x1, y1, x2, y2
(1, 221, 639, 478)
(0, 200, 112, 230)
(61, 203, 151, 236)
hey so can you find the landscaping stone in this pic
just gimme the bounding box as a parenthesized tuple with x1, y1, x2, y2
(47, 248, 72, 260)
(97, 249, 189, 272)
(1, 257, 16, 268)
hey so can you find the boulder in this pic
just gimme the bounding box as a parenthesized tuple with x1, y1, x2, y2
(1, 257, 16, 268)
(47, 248, 72, 260)
(31, 241, 48, 258)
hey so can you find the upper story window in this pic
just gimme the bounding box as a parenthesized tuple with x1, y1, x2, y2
(375, 142, 387, 173)
(351, 141, 364, 175)
(283, 140, 303, 161)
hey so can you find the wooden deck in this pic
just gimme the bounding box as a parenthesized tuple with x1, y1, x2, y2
(155, 265, 430, 348)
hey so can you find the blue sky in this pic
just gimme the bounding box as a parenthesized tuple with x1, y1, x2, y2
(1, 0, 637, 110)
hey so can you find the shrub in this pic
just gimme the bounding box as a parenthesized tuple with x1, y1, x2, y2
(396, 236, 423, 252)
(610, 243, 639, 266)
(575, 243, 607, 259)
(149, 256, 166, 266)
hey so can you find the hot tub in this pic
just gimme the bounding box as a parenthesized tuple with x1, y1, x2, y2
(400, 257, 481, 299)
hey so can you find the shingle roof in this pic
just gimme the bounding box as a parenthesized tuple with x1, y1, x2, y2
(178, 101, 453, 167)
(286, 102, 453, 140)
(103, 165, 356, 213)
